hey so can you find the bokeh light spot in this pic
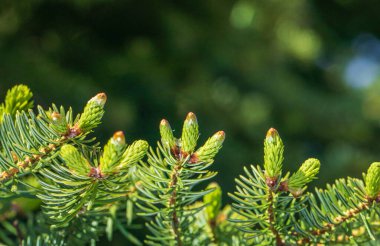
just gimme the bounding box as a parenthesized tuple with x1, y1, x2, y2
(230, 1, 255, 29)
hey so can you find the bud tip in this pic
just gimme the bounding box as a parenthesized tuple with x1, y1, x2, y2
(113, 131, 125, 145)
(160, 119, 170, 126)
(93, 92, 107, 105)
(186, 112, 197, 123)
(51, 112, 61, 121)
(266, 128, 278, 138)
(216, 131, 225, 139)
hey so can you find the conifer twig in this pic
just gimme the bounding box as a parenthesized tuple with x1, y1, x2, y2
(169, 164, 182, 246)
(267, 190, 284, 246)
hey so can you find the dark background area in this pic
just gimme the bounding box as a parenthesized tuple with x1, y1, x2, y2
(1, 0, 380, 244)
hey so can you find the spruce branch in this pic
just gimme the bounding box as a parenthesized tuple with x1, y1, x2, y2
(37, 132, 148, 229)
(267, 189, 284, 246)
(230, 128, 380, 245)
(0, 92, 107, 185)
(3, 84, 380, 245)
(203, 182, 222, 243)
(169, 162, 183, 246)
(136, 112, 225, 245)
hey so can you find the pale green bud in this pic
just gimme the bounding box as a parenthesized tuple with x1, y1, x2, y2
(160, 119, 176, 150)
(192, 131, 225, 163)
(50, 111, 69, 135)
(118, 140, 149, 171)
(181, 112, 199, 154)
(365, 162, 380, 199)
(100, 131, 127, 175)
(3, 84, 34, 116)
(76, 93, 107, 133)
(287, 158, 320, 197)
(60, 145, 91, 176)
(264, 128, 284, 179)
(204, 182, 222, 221)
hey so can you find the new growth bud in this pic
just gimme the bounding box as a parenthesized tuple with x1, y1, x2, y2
(204, 182, 222, 221)
(118, 140, 149, 171)
(112, 131, 126, 145)
(60, 145, 91, 176)
(192, 131, 225, 163)
(100, 131, 127, 175)
(4, 84, 34, 116)
(365, 162, 380, 200)
(264, 128, 284, 180)
(160, 119, 176, 151)
(181, 112, 199, 155)
(90, 92, 107, 106)
(75, 92, 107, 133)
(287, 158, 320, 197)
(50, 112, 69, 135)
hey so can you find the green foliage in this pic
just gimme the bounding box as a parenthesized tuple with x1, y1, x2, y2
(204, 182, 222, 222)
(181, 112, 199, 155)
(0, 85, 33, 120)
(287, 158, 320, 197)
(263, 128, 284, 181)
(230, 128, 380, 245)
(160, 119, 176, 151)
(194, 131, 225, 163)
(118, 140, 149, 171)
(1, 84, 380, 246)
(75, 92, 107, 134)
(135, 113, 224, 245)
(37, 133, 148, 231)
(99, 131, 126, 175)
(60, 144, 91, 176)
(365, 162, 380, 199)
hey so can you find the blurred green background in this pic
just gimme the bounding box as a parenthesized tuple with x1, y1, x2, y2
(1, 0, 380, 243)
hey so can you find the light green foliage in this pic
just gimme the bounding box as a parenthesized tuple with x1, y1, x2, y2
(0, 91, 106, 184)
(100, 131, 127, 175)
(181, 112, 199, 154)
(204, 182, 222, 221)
(195, 131, 225, 163)
(60, 144, 91, 176)
(287, 158, 320, 197)
(0, 86, 114, 245)
(37, 131, 148, 242)
(136, 112, 224, 245)
(118, 140, 149, 170)
(2, 84, 33, 116)
(263, 128, 284, 179)
(49, 111, 69, 135)
(2, 85, 380, 246)
(186, 202, 245, 246)
(230, 128, 380, 245)
(365, 162, 380, 199)
(76, 92, 107, 133)
(160, 119, 176, 151)
(0, 84, 33, 124)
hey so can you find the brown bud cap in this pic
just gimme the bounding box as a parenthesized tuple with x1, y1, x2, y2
(266, 128, 279, 143)
(51, 112, 62, 121)
(112, 131, 126, 145)
(92, 92, 107, 106)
